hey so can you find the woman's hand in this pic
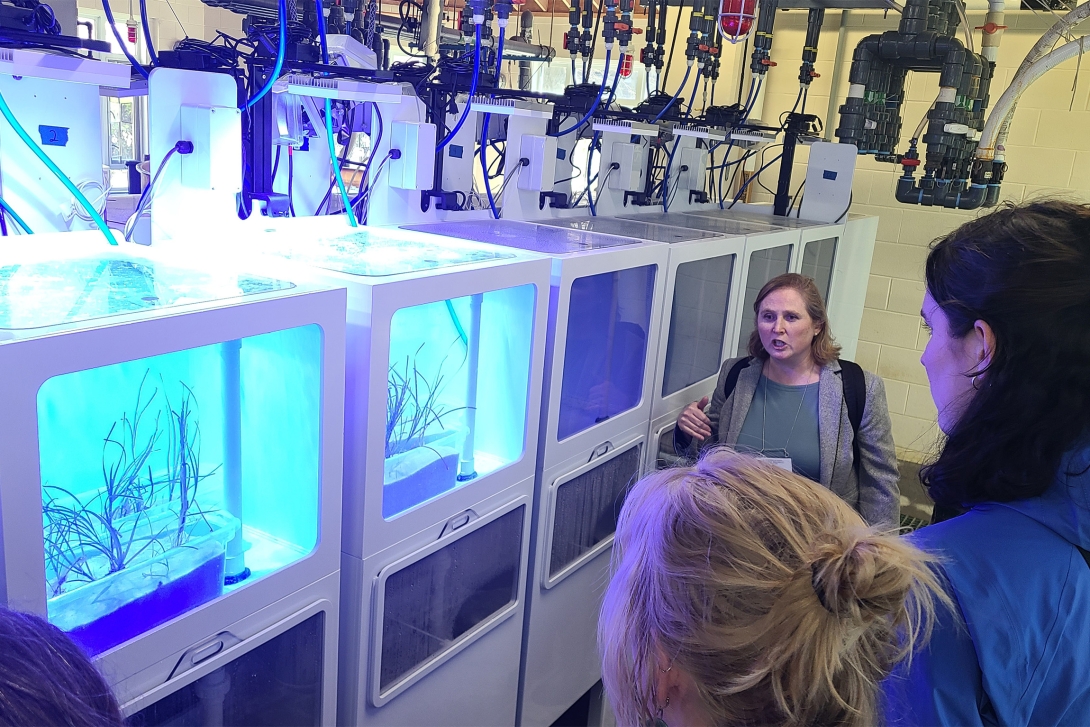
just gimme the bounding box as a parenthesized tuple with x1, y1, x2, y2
(677, 396, 712, 440)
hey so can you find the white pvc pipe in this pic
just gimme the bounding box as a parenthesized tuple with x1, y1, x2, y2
(979, 0, 1006, 63)
(978, 35, 1089, 161)
(991, 1, 1090, 151)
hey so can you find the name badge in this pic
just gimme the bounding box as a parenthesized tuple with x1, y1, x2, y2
(765, 457, 793, 472)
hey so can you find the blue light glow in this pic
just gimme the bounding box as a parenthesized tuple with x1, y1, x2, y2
(37, 324, 322, 655)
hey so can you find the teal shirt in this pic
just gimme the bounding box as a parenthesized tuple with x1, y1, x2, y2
(736, 375, 821, 482)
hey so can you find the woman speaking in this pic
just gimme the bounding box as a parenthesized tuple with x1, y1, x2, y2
(674, 273, 900, 527)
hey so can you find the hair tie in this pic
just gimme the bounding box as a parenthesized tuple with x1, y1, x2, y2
(810, 562, 838, 616)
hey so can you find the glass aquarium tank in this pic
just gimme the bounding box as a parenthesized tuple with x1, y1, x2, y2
(384, 285, 537, 519)
(402, 219, 664, 450)
(557, 267, 657, 440)
(0, 243, 338, 660)
(800, 236, 838, 303)
(736, 244, 795, 356)
(661, 254, 736, 398)
(233, 219, 550, 562)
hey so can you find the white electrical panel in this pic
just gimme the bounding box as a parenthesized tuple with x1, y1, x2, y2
(609, 142, 645, 192)
(178, 104, 242, 193)
(678, 147, 708, 193)
(518, 134, 558, 192)
(388, 121, 437, 190)
(800, 142, 857, 223)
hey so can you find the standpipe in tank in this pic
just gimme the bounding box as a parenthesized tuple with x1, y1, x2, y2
(221, 339, 250, 584)
(458, 293, 484, 482)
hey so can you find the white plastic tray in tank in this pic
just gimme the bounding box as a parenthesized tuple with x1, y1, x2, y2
(619, 211, 786, 236)
(0, 232, 347, 707)
(234, 217, 521, 278)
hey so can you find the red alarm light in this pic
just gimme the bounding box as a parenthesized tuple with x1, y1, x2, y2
(619, 53, 632, 78)
(718, 0, 756, 42)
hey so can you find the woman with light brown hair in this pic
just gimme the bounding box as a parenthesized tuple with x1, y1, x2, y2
(674, 272, 900, 527)
(599, 448, 944, 727)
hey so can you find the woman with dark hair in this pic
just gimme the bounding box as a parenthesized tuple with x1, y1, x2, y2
(0, 608, 122, 727)
(884, 200, 1090, 724)
(674, 272, 900, 527)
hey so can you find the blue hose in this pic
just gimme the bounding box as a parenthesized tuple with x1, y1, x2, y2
(139, 0, 158, 66)
(315, 0, 357, 226)
(482, 29, 505, 219)
(243, 0, 287, 109)
(684, 73, 700, 116)
(437, 24, 483, 152)
(101, 0, 149, 79)
(0, 195, 33, 234)
(729, 152, 783, 208)
(550, 48, 612, 137)
(0, 88, 113, 243)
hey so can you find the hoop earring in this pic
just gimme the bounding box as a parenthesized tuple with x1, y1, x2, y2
(971, 374, 981, 391)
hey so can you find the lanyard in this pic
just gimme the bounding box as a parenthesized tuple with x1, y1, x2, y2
(759, 373, 815, 459)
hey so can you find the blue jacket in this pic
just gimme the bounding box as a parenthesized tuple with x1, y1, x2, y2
(884, 445, 1090, 725)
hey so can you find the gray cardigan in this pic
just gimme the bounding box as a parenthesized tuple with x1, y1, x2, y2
(678, 356, 901, 528)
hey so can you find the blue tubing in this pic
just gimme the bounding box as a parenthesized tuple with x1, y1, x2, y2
(437, 24, 483, 151)
(550, 48, 612, 137)
(244, 0, 287, 109)
(101, 0, 149, 79)
(0, 89, 113, 243)
(482, 29, 505, 219)
(315, 0, 356, 226)
(652, 64, 691, 122)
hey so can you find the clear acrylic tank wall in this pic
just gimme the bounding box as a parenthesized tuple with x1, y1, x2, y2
(383, 285, 537, 519)
(0, 237, 346, 713)
(37, 324, 320, 656)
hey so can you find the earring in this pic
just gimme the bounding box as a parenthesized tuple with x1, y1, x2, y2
(971, 374, 981, 390)
(644, 698, 670, 727)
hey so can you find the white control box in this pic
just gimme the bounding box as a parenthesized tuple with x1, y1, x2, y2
(608, 142, 646, 192)
(800, 142, 857, 223)
(518, 134, 558, 192)
(388, 121, 437, 190)
(179, 104, 242, 192)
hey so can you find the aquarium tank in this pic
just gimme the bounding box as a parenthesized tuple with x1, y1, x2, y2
(800, 237, 838, 303)
(385, 286, 536, 519)
(661, 254, 736, 397)
(558, 267, 657, 440)
(8, 254, 324, 657)
(735, 245, 794, 356)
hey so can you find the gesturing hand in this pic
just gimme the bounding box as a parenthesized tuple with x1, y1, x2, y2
(677, 396, 712, 440)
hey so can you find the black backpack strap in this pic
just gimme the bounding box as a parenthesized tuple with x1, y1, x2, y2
(839, 360, 866, 476)
(722, 358, 752, 401)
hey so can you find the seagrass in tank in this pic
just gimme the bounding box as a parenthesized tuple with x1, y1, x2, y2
(383, 286, 535, 519)
(1, 254, 324, 657)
